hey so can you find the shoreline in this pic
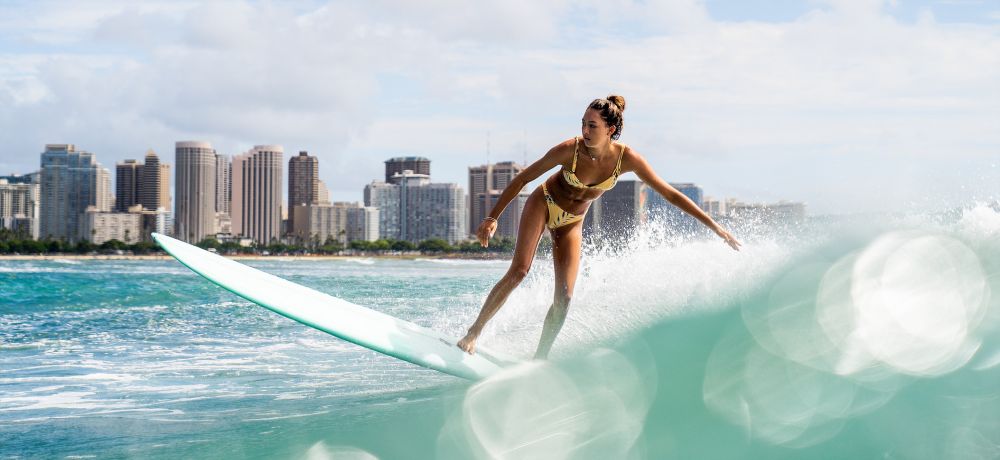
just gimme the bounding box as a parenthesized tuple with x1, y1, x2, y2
(0, 253, 513, 261)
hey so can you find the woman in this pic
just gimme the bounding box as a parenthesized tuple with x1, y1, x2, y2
(457, 95, 741, 359)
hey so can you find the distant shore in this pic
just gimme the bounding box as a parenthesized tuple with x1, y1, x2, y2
(0, 253, 513, 261)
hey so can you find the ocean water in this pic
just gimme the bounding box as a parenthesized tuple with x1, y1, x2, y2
(2, 205, 1000, 459)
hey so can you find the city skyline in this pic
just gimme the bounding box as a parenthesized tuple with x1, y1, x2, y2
(1, 1, 995, 217)
(12, 138, 809, 214)
(10, 139, 805, 245)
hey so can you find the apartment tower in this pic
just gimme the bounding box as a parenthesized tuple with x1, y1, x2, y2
(174, 141, 217, 243)
(232, 145, 283, 244)
(39, 144, 112, 241)
(468, 161, 525, 238)
(140, 149, 171, 211)
(288, 151, 318, 233)
(385, 157, 430, 184)
(115, 159, 141, 212)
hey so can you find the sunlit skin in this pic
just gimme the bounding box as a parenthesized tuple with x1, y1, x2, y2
(457, 106, 741, 359)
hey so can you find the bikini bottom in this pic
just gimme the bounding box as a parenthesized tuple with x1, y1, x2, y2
(540, 183, 585, 230)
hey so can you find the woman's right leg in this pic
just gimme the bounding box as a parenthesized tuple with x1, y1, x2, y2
(457, 187, 549, 354)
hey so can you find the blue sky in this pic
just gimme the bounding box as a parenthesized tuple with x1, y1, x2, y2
(0, 0, 997, 215)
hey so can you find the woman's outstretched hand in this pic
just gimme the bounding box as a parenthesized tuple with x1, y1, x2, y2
(716, 228, 741, 251)
(477, 219, 498, 247)
(457, 330, 479, 355)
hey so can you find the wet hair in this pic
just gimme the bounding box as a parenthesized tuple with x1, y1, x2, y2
(587, 95, 626, 140)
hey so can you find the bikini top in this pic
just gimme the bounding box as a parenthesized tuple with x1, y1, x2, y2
(562, 137, 625, 191)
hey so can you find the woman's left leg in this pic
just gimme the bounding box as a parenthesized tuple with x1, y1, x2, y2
(533, 221, 584, 359)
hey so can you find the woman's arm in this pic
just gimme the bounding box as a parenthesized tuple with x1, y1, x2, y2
(626, 148, 741, 251)
(476, 140, 571, 246)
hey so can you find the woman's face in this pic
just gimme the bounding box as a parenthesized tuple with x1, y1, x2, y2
(581, 108, 614, 147)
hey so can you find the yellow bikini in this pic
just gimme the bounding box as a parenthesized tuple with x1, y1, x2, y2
(540, 138, 625, 230)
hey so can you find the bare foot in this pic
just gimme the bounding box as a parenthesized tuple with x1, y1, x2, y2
(457, 332, 478, 355)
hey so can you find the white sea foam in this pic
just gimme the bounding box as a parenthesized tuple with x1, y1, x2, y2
(476, 231, 792, 358)
(52, 258, 82, 265)
(415, 258, 508, 266)
(345, 258, 376, 265)
(0, 391, 135, 411)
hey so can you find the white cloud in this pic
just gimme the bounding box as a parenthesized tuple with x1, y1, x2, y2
(0, 0, 996, 214)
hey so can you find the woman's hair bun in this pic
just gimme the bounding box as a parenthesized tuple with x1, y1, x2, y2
(607, 95, 626, 112)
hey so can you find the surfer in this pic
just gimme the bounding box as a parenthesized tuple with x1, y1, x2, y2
(457, 95, 741, 359)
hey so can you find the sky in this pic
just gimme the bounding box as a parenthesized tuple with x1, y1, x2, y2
(0, 0, 997, 215)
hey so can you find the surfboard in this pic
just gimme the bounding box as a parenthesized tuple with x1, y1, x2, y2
(152, 233, 517, 380)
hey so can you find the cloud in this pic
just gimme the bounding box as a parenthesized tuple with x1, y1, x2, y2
(0, 0, 997, 214)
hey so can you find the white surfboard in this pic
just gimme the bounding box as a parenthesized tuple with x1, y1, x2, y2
(152, 233, 517, 380)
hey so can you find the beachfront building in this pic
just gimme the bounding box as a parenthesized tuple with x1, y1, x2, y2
(140, 207, 173, 240)
(214, 153, 231, 236)
(385, 157, 430, 184)
(474, 190, 529, 240)
(115, 159, 141, 212)
(468, 161, 527, 239)
(288, 151, 320, 234)
(232, 145, 283, 245)
(0, 176, 40, 239)
(702, 197, 727, 219)
(406, 181, 466, 244)
(39, 144, 112, 242)
(141, 150, 171, 212)
(584, 180, 646, 239)
(291, 202, 379, 245)
(214, 153, 230, 215)
(118, 150, 171, 215)
(174, 141, 217, 243)
(364, 181, 402, 240)
(364, 169, 466, 244)
(646, 182, 704, 234)
(81, 205, 142, 244)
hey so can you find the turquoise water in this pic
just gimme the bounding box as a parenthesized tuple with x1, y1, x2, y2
(2, 205, 1000, 459)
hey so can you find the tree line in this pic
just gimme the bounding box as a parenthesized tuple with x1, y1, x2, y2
(0, 228, 517, 256)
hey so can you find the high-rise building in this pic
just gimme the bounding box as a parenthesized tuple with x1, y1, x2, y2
(346, 204, 379, 243)
(468, 161, 526, 238)
(0, 173, 38, 185)
(115, 159, 141, 212)
(0, 177, 40, 239)
(213, 153, 231, 235)
(291, 202, 379, 245)
(174, 141, 217, 243)
(474, 190, 529, 239)
(119, 151, 170, 213)
(288, 151, 319, 233)
(584, 180, 647, 239)
(364, 169, 466, 244)
(140, 150, 171, 212)
(364, 181, 402, 240)
(317, 179, 331, 205)
(646, 182, 703, 234)
(214, 154, 230, 215)
(232, 145, 283, 244)
(144, 208, 173, 238)
(39, 144, 112, 242)
(702, 196, 726, 218)
(406, 182, 466, 244)
(385, 157, 430, 183)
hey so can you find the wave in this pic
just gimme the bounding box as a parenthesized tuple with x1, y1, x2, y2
(264, 204, 1000, 459)
(5, 204, 1000, 458)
